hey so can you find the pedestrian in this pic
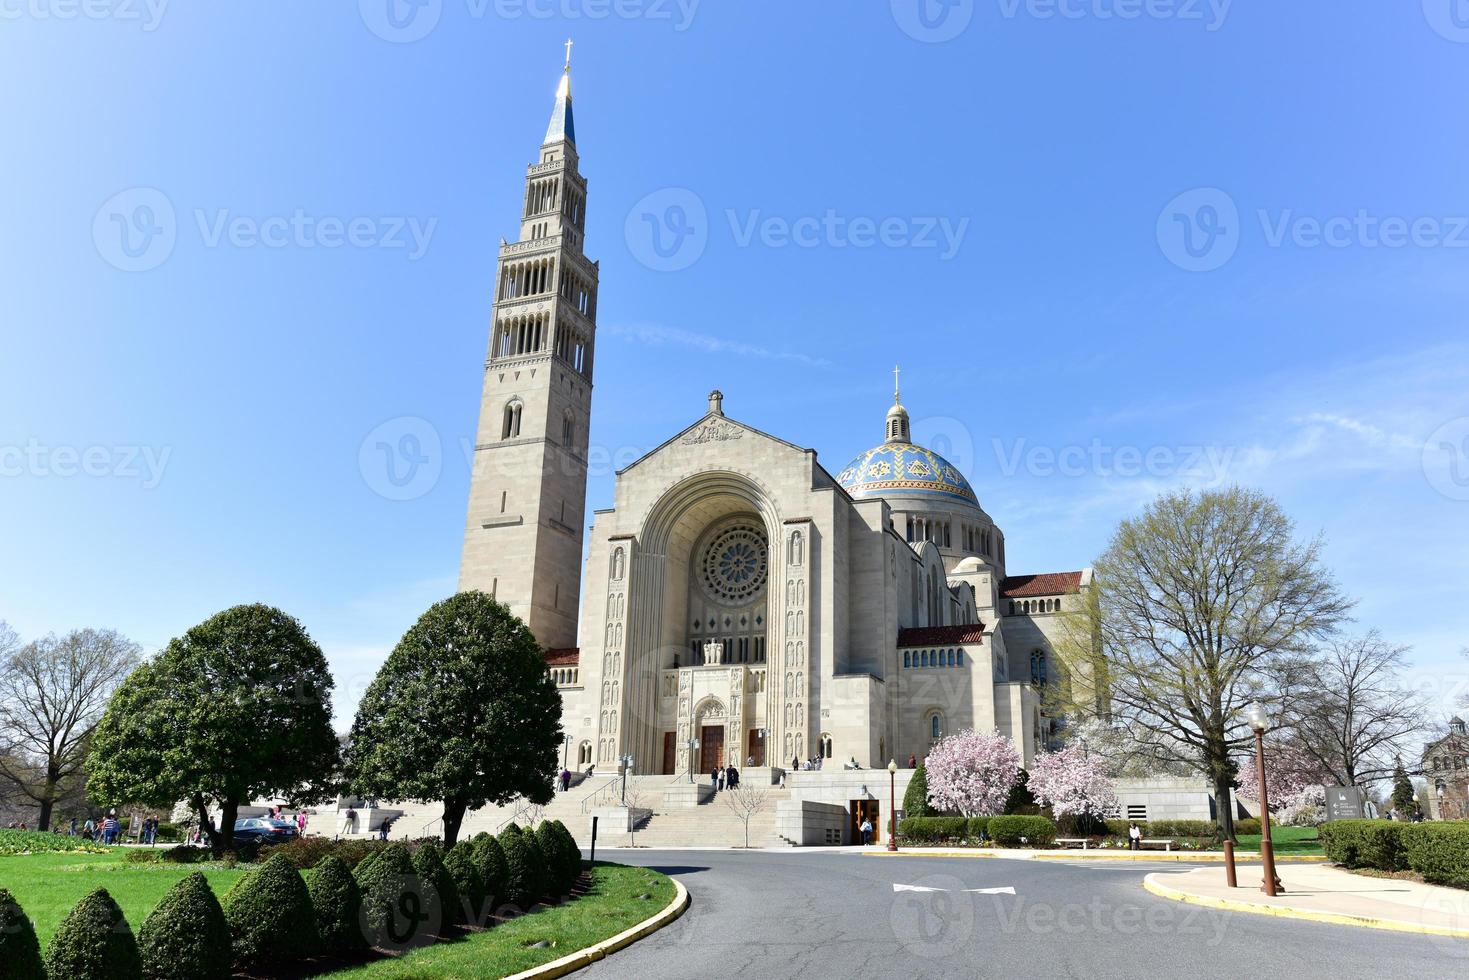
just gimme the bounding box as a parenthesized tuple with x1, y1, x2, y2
(717, 768, 726, 791)
(792, 755, 800, 772)
(560, 768, 571, 793)
(343, 807, 358, 836)
(1127, 823, 1141, 851)
(710, 767, 719, 792)
(860, 817, 873, 846)
(296, 810, 307, 835)
(68, 817, 77, 836)
(83, 817, 96, 840)
(907, 754, 917, 769)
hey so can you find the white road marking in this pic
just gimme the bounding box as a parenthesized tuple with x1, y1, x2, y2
(893, 883, 1016, 895)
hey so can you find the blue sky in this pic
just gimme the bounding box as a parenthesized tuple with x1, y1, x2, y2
(2, 2, 1467, 730)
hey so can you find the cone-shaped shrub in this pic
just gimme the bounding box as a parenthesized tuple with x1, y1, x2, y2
(411, 843, 457, 937)
(499, 828, 543, 911)
(472, 833, 509, 914)
(552, 820, 583, 887)
(535, 822, 570, 896)
(0, 888, 44, 980)
(44, 887, 142, 980)
(308, 856, 365, 952)
(445, 841, 485, 924)
(139, 872, 230, 980)
(223, 853, 320, 967)
(353, 848, 381, 883)
(357, 842, 438, 949)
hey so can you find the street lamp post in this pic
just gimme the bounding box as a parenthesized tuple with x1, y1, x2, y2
(887, 759, 899, 852)
(1244, 703, 1283, 896)
(688, 739, 699, 784)
(1436, 782, 1446, 821)
(620, 755, 634, 803)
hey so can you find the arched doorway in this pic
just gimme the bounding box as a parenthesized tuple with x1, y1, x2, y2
(694, 697, 727, 775)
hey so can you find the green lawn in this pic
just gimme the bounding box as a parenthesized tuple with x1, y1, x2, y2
(0, 850, 248, 947)
(335, 862, 676, 979)
(0, 852, 675, 979)
(1236, 825, 1323, 855)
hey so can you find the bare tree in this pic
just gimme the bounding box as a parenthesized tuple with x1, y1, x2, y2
(1287, 632, 1428, 788)
(721, 783, 770, 848)
(0, 627, 141, 830)
(624, 783, 647, 847)
(1090, 488, 1351, 838)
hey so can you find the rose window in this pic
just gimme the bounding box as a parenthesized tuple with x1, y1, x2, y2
(700, 524, 769, 604)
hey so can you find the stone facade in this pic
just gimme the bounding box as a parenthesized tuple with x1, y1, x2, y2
(460, 63, 1105, 782)
(1422, 717, 1469, 821)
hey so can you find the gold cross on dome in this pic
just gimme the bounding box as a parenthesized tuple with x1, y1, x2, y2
(893, 364, 902, 403)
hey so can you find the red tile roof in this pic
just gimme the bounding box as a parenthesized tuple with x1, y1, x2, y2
(897, 624, 986, 647)
(544, 648, 579, 666)
(1001, 571, 1084, 598)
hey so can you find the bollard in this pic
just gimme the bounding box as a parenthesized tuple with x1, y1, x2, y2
(1223, 838, 1237, 888)
(590, 815, 598, 865)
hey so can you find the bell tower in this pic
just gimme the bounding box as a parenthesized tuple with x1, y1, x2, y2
(460, 45, 597, 650)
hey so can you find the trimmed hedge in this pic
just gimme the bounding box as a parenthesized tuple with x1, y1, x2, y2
(139, 872, 231, 980)
(551, 820, 583, 889)
(223, 854, 320, 967)
(1234, 818, 1262, 836)
(0, 888, 45, 980)
(308, 855, 365, 952)
(1402, 823, 1469, 889)
(445, 841, 485, 924)
(44, 887, 142, 980)
(499, 827, 543, 911)
(897, 816, 970, 843)
(1320, 820, 1410, 871)
(536, 822, 574, 896)
(472, 832, 510, 913)
(1146, 819, 1216, 838)
(987, 815, 1057, 847)
(270, 835, 389, 870)
(411, 842, 457, 937)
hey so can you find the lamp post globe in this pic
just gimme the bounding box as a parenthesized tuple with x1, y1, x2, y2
(1245, 702, 1269, 733)
(1244, 703, 1281, 895)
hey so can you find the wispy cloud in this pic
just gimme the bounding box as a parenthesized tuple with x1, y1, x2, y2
(604, 322, 833, 368)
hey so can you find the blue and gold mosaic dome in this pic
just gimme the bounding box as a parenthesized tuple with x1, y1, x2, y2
(836, 443, 979, 506)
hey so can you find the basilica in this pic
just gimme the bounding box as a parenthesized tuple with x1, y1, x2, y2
(458, 59, 1104, 781)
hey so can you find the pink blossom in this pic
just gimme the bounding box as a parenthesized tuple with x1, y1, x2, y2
(924, 729, 1022, 817)
(1027, 745, 1118, 820)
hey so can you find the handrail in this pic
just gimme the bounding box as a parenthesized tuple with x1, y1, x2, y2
(420, 815, 443, 839)
(580, 772, 626, 814)
(497, 799, 544, 832)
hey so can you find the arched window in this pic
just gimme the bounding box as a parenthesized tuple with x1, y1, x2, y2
(903, 651, 911, 668)
(562, 410, 575, 446)
(957, 650, 965, 667)
(820, 734, 833, 759)
(789, 530, 804, 566)
(578, 741, 592, 765)
(502, 401, 523, 440)
(930, 713, 943, 741)
(1030, 650, 1048, 686)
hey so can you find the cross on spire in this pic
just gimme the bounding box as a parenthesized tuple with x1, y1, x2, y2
(893, 364, 902, 403)
(563, 37, 573, 71)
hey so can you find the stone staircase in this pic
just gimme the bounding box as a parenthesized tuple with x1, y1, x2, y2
(328, 772, 796, 848)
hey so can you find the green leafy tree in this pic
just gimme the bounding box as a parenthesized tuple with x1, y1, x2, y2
(903, 763, 932, 817)
(1088, 488, 1351, 838)
(138, 872, 230, 980)
(1391, 760, 1418, 816)
(308, 856, 365, 952)
(346, 593, 562, 847)
(0, 887, 44, 980)
(44, 887, 142, 980)
(87, 605, 340, 855)
(222, 854, 320, 967)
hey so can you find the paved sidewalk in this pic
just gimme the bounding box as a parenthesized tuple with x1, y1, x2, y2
(860, 846, 1326, 863)
(1146, 863, 1469, 938)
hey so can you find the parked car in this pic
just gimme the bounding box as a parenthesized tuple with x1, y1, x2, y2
(232, 817, 299, 847)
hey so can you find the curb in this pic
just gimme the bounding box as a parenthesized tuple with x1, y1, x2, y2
(860, 849, 1326, 863)
(1143, 874, 1469, 939)
(503, 876, 691, 980)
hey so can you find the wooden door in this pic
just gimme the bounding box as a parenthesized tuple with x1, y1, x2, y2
(747, 730, 766, 767)
(662, 732, 676, 775)
(699, 725, 725, 775)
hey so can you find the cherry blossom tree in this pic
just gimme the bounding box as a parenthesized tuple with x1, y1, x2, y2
(1236, 742, 1328, 827)
(924, 729, 1021, 817)
(1026, 745, 1118, 820)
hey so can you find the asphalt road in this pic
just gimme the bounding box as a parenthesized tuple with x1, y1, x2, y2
(579, 849, 1464, 979)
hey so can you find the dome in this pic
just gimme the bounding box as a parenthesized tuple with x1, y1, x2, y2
(836, 442, 979, 506)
